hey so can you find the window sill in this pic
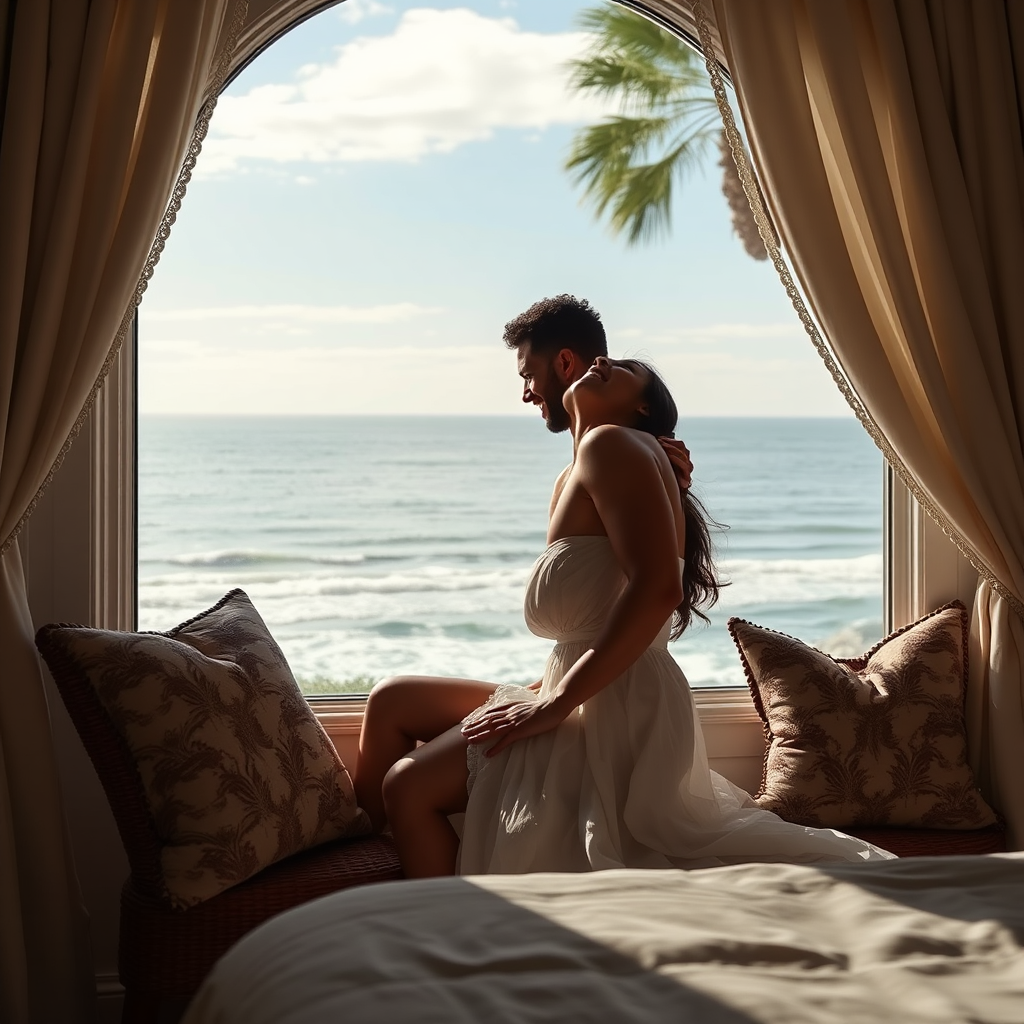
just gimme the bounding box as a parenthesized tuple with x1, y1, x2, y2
(308, 686, 760, 736)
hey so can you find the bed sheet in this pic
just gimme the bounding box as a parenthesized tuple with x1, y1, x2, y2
(183, 854, 1024, 1024)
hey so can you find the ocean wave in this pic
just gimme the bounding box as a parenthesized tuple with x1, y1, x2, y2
(259, 530, 547, 548)
(815, 621, 886, 657)
(147, 549, 386, 568)
(142, 545, 545, 569)
(137, 554, 881, 626)
(718, 553, 882, 609)
(363, 620, 516, 640)
(141, 563, 528, 594)
(136, 565, 531, 632)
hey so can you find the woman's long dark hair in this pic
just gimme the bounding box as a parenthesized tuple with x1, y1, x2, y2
(630, 361, 725, 640)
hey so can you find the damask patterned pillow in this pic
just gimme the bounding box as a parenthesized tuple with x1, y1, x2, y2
(728, 601, 997, 831)
(37, 589, 370, 909)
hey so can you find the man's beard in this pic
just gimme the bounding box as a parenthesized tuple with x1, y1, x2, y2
(545, 396, 571, 433)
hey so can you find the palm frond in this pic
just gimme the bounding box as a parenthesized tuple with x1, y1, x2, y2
(610, 127, 719, 245)
(566, 116, 675, 219)
(565, 4, 723, 248)
(569, 54, 683, 108)
(569, 6, 710, 110)
(576, 6, 695, 68)
(608, 156, 677, 245)
(567, 115, 675, 176)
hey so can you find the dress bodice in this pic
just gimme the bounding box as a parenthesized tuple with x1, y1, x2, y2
(524, 535, 675, 648)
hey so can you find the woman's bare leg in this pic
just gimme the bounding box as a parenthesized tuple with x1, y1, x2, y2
(382, 725, 472, 877)
(354, 675, 497, 833)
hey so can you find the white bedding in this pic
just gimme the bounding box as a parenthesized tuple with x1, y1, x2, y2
(184, 855, 1024, 1024)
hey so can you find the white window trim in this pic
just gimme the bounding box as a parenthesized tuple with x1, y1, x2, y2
(885, 464, 978, 632)
(23, 317, 136, 632)
(309, 686, 774, 735)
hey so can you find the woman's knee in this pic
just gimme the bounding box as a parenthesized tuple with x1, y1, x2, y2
(381, 757, 421, 817)
(365, 675, 493, 744)
(383, 732, 468, 820)
(363, 675, 423, 729)
(367, 674, 415, 707)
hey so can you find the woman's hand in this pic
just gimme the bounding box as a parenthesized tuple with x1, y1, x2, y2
(461, 697, 570, 758)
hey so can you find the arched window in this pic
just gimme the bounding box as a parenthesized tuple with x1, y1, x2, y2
(136, 0, 883, 697)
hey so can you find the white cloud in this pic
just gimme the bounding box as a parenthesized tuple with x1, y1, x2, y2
(338, 0, 392, 24)
(142, 303, 443, 324)
(199, 8, 612, 174)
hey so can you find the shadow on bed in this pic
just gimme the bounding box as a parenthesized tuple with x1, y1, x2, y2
(183, 875, 762, 1024)
(810, 853, 1024, 928)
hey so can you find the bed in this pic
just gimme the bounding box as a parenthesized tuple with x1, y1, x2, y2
(183, 855, 1024, 1024)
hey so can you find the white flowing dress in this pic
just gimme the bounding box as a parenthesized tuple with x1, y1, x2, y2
(459, 535, 894, 873)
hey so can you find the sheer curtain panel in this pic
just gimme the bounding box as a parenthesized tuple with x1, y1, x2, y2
(0, 1, 241, 1020)
(705, 0, 1024, 844)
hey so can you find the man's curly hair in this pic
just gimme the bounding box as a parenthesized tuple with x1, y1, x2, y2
(502, 294, 608, 363)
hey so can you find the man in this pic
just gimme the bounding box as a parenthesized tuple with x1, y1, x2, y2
(503, 294, 693, 487)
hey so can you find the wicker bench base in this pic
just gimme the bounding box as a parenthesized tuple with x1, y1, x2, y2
(119, 833, 402, 1023)
(846, 822, 1007, 858)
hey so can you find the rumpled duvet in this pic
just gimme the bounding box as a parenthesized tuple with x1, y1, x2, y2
(183, 854, 1024, 1024)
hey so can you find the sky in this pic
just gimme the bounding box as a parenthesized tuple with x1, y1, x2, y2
(138, 0, 854, 417)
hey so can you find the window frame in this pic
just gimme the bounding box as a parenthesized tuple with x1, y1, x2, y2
(53, 0, 978, 729)
(66, 321, 979, 729)
(100, 350, 965, 729)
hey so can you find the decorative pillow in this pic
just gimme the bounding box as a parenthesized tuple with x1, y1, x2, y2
(37, 589, 370, 909)
(728, 601, 997, 831)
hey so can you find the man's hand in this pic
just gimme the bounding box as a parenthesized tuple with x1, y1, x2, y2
(658, 437, 693, 492)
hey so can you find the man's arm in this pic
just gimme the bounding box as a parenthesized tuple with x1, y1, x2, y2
(658, 437, 693, 491)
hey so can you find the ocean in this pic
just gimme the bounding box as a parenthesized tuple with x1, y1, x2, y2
(138, 415, 883, 692)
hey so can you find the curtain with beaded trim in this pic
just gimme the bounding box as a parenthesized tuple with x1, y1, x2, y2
(703, 0, 1024, 844)
(0, 1, 240, 1019)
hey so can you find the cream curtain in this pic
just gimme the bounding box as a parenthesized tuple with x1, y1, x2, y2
(0, 1, 241, 1020)
(703, 0, 1024, 844)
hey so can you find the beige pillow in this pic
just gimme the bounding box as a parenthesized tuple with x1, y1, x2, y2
(37, 589, 370, 908)
(728, 602, 996, 830)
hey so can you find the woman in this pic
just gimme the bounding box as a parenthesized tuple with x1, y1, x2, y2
(354, 357, 893, 876)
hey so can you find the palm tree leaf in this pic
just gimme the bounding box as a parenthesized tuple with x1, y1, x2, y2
(569, 7, 712, 110)
(569, 55, 682, 108)
(609, 153, 677, 246)
(566, 115, 676, 219)
(576, 6, 697, 69)
(565, 4, 724, 248)
(566, 115, 676, 175)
